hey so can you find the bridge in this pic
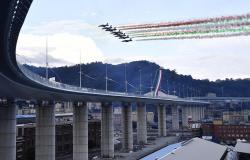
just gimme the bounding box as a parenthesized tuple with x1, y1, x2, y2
(0, 0, 212, 160)
(195, 97, 250, 102)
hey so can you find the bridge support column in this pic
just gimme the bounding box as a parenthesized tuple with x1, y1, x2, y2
(197, 106, 201, 121)
(122, 102, 133, 151)
(73, 102, 88, 160)
(101, 102, 114, 159)
(137, 103, 147, 144)
(0, 98, 16, 160)
(197, 106, 200, 121)
(201, 106, 205, 119)
(194, 105, 199, 121)
(198, 106, 202, 121)
(187, 106, 191, 122)
(182, 106, 188, 127)
(195, 106, 198, 121)
(196, 106, 199, 121)
(171, 105, 179, 130)
(36, 101, 55, 160)
(158, 104, 166, 137)
(191, 106, 196, 121)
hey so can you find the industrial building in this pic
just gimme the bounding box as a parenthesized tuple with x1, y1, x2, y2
(202, 122, 250, 144)
(16, 115, 101, 160)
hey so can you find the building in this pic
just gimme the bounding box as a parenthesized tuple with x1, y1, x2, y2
(16, 123, 74, 160)
(132, 111, 155, 123)
(147, 112, 154, 123)
(142, 138, 228, 160)
(191, 123, 202, 138)
(202, 123, 250, 144)
(223, 110, 250, 124)
(16, 116, 101, 160)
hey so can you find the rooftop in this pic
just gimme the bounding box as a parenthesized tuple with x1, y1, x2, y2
(235, 140, 250, 154)
(141, 142, 182, 160)
(159, 138, 227, 160)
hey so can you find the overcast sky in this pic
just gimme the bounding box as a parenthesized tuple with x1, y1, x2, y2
(17, 0, 250, 81)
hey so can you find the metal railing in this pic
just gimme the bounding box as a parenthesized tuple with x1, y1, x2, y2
(17, 62, 142, 97)
(17, 62, 210, 104)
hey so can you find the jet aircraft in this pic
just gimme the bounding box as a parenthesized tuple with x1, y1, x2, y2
(98, 23, 109, 28)
(122, 38, 132, 42)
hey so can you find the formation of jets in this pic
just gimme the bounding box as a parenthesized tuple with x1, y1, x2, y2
(98, 23, 132, 42)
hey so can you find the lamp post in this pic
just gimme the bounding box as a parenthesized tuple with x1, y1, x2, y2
(167, 79, 169, 95)
(45, 37, 48, 80)
(105, 63, 108, 93)
(139, 69, 142, 95)
(125, 63, 128, 94)
(79, 51, 82, 88)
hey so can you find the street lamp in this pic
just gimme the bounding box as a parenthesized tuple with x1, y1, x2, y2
(79, 51, 82, 88)
(105, 63, 108, 92)
(139, 69, 142, 95)
(125, 63, 128, 94)
(45, 37, 49, 80)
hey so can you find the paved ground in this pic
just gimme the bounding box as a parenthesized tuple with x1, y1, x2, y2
(65, 136, 179, 160)
(114, 136, 179, 160)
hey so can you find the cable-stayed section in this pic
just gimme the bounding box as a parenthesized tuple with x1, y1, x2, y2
(103, 13, 250, 41)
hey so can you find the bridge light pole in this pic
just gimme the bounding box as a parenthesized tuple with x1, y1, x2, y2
(139, 69, 142, 95)
(221, 86, 224, 97)
(173, 82, 176, 96)
(150, 73, 153, 96)
(105, 63, 108, 93)
(45, 37, 49, 80)
(182, 84, 185, 98)
(79, 51, 82, 88)
(178, 83, 181, 97)
(167, 79, 170, 95)
(191, 87, 193, 97)
(125, 63, 128, 94)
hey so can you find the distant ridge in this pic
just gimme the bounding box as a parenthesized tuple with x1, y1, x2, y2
(24, 60, 250, 97)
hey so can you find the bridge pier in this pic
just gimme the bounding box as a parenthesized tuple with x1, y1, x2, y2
(199, 107, 202, 119)
(191, 106, 197, 121)
(182, 106, 188, 127)
(0, 98, 16, 160)
(73, 102, 88, 160)
(191, 106, 196, 121)
(171, 105, 179, 130)
(186, 106, 190, 122)
(199, 106, 202, 121)
(158, 104, 166, 137)
(137, 103, 147, 144)
(122, 102, 133, 151)
(201, 106, 205, 119)
(101, 102, 114, 159)
(196, 106, 200, 121)
(36, 101, 55, 160)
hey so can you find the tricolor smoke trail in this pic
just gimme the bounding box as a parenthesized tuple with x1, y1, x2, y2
(113, 13, 250, 41)
(154, 68, 162, 97)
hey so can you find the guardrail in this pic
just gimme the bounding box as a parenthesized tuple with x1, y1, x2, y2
(17, 62, 213, 105)
(17, 62, 135, 96)
(17, 62, 210, 104)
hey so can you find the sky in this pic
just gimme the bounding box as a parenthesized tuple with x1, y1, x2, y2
(17, 0, 250, 81)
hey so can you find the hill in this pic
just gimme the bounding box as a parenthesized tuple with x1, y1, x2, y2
(24, 60, 250, 97)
